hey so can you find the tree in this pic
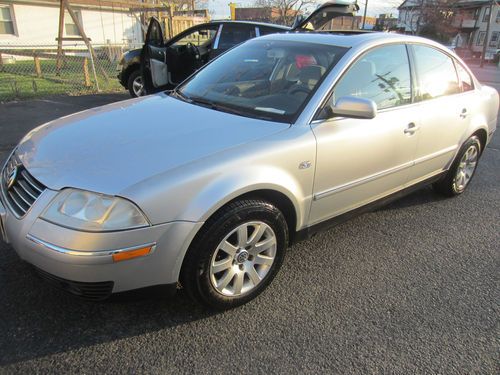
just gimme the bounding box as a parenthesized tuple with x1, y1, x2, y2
(417, 0, 457, 43)
(253, 0, 316, 25)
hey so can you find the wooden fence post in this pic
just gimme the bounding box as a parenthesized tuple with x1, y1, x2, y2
(83, 57, 91, 87)
(34, 54, 42, 78)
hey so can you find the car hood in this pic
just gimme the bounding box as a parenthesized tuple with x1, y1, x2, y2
(16, 93, 290, 195)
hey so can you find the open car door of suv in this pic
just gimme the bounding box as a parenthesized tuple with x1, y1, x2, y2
(292, 0, 360, 32)
(141, 17, 169, 93)
(141, 18, 220, 93)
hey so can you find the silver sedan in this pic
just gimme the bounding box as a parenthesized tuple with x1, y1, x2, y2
(0, 32, 498, 309)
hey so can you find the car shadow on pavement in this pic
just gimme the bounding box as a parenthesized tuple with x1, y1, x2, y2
(0, 259, 218, 366)
(377, 186, 448, 212)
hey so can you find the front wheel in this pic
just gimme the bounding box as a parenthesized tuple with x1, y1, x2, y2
(127, 70, 145, 97)
(433, 135, 481, 197)
(181, 199, 288, 310)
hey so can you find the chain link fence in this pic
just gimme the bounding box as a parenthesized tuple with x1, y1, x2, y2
(0, 41, 142, 101)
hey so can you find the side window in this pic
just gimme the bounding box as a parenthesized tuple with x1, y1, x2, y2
(172, 27, 218, 47)
(412, 45, 460, 100)
(332, 44, 412, 110)
(455, 62, 474, 92)
(259, 26, 281, 36)
(146, 20, 163, 46)
(218, 24, 256, 50)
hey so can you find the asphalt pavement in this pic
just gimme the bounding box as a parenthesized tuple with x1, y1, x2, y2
(0, 72, 499, 373)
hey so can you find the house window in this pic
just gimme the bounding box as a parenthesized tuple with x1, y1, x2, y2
(490, 31, 499, 47)
(473, 8, 480, 20)
(496, 9, 500, 24)
(482, 7, 490, 22)
(65, 10, 81, 36)
(0, 5, 15, 35)
(477, 31, 486, 46)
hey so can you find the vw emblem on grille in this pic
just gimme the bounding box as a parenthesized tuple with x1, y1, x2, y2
(6, 163, 19, 190)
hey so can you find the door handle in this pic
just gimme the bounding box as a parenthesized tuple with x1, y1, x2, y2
(404, 122, 419, 135)
(460, 108, 468, 119)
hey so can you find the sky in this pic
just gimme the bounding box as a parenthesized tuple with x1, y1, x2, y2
(203, 0, 401, 20)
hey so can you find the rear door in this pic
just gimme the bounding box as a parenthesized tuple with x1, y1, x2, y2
(406, 45, 471, 184)
(141, 18, 168, 93)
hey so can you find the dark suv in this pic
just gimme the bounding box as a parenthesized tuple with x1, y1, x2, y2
(117, 20, 289, 97)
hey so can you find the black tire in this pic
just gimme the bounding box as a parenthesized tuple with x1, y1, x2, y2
(127, 69, 144, 98)
(180, 199, 288, 310)
(433, 135, 482, 197)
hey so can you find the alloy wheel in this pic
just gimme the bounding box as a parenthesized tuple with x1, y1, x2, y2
(209, 221, 277, 297)
(453, 145, 478, 192)
(132, 76, 144, 96)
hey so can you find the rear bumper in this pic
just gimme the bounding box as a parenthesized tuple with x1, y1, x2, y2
(1, 188, 203, 295)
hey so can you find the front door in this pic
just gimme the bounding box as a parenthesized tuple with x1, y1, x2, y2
(141, 17, 168, 93)
(165, 25, 219, 84)
(309, 44, 418, 225)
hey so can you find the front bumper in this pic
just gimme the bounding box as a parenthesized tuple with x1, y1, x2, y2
(0, 188, 203, 295)
(117, 71, 127, 88)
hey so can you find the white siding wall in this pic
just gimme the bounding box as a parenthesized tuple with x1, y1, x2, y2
(471, 5, 500, 53)
(0, 3, 143, 46)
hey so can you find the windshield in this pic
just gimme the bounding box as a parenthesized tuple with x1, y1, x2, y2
(177, 40, 348, 122)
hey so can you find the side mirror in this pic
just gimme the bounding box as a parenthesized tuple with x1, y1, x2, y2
(332, 96, 377, 119)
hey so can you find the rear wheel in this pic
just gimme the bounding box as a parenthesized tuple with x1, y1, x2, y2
(127, 70, 144, 97)
(433, 135, 481, 197)
(181, 199, 288, 310)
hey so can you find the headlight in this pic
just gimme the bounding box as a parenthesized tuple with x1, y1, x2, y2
(41, 189, 149, 232)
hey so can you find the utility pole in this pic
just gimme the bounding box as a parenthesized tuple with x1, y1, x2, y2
(480, 0, 495, 68)
(362, 0, 369, 30)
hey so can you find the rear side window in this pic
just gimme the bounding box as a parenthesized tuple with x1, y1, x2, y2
(332, 44, 412, 110)
(218, 24, 256, 50)
(412, 45, 460, 100)
(455, 62, 474, 92)
(259, 26, 283, 36)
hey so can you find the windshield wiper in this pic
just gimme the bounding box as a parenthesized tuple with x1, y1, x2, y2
(170, 89, 192, 103)
(178, 95, 275, 121)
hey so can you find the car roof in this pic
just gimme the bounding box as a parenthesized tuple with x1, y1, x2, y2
(209, 20, 290, 30)
(255, 31, 446, 50)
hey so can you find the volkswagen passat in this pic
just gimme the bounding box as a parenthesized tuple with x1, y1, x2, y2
(0, 33, 498, 309)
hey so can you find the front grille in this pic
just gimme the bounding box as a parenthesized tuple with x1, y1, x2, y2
(2, 153, 46, 218)
(34, 267, 114, 301)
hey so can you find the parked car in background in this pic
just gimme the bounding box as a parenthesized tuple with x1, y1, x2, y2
(117, 20, 288, 97)
(120, 0, 361, 97)
(1, 31, 497, 310)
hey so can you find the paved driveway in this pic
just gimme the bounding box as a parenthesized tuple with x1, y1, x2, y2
(0, 80, 498, 373)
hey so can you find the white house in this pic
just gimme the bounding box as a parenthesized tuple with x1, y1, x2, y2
(397, 0, 423, 34)
(0, 0, 143, 47)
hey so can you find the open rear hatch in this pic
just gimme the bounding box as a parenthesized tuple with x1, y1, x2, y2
(292, 0, 360, 31)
